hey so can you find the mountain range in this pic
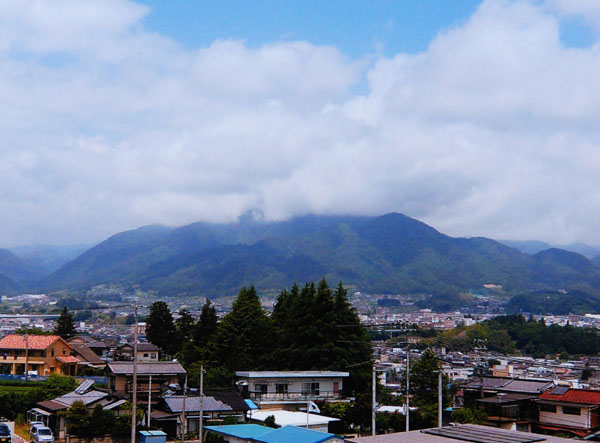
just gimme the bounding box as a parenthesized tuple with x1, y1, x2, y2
(3, 213, 600, 303)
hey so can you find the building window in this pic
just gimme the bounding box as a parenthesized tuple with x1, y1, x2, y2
(302, 382, 320, 396)
(151, 353, 156, 359)
(143, 353, 149, 358)
(62, 349, 66, 355)
(254, 384, 268, 398)
(563, 406, 581, 415)
(539, 404, 556, 413)
(51, 350, 55, 357)
(276, 384, 288, 394)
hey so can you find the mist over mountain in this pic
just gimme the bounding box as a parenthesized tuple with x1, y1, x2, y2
(27, 213, 600, 301)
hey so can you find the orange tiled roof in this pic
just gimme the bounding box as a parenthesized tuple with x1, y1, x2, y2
(540, 388, 600, 405)
(0, 334, 61, 350)
(56, 355, 80, 364)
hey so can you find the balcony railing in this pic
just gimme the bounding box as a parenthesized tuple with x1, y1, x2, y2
(246, 391, 343, 401)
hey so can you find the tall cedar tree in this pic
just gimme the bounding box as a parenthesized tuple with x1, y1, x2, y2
(193, 299, 218, 348)
(54, 307, 77, 339)
(175, 309, 195, 344)
(178, 300, 218, 367)
(146, 301, 177, 355)
(210, 286, 273, 371)
(271, 279, 372, 397)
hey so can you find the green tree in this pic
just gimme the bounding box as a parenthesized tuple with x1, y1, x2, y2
(210, 286, 273, 371)
(451, 407, 487, 424)
(194, 300, 218, 348)
(146, 301, 177, 355)
(88, 404, 116, 436)
(63, 400, 90, 436)
(43, 374, 77, 400)
(176, 309, 195, 347)
(53, 307, 77, 339)
(409, 349, 450, 427)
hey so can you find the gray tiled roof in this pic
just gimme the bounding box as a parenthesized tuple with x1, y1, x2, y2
(56, 390, 109, 406)
(107, 361, 185, 375)
(163, 396, 233, 413)
(500, 379, 553, 394)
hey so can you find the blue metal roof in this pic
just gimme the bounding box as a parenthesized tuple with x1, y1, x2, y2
(253, 425, 341, 443)
(205, 424, 271, 439)
(245, 399, 259, 410)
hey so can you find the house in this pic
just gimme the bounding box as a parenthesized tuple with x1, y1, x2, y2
(346, 424, 573, 442)
(235, 371, 349, 410)
(68, 343, 106, 369)
(205, 424, 343, 443)
(114, 342, 159, 361)
(29, 380, 125, 439)
(535, 386, 600, 438)
(462, 376, 553, 432)
(0, 334, 79, 375)
(151, 391, 248, 438)
(67, 335, 109, 358)
(106, 361, 186, 404)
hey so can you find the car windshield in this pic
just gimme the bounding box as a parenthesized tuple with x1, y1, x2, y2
(38, 429, 52, 436)
(0, 426, 9, 436)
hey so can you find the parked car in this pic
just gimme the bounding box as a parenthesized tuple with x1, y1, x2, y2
(0, 423, 11, 443)
(29, 426, 53, 443)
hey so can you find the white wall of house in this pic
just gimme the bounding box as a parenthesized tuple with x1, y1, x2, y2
(539, 404, 591, 429)
(245, 377, 343, 398)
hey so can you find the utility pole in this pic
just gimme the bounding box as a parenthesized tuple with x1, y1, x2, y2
(147, 374, 152, 427)
(405, 345, 410, 432)
(181, 375, 187, 442)
(131, 304, 139, 443)
(199, 365, 204, 442)
(438, 369, 443, 428)
(24, 331, 29, 381)
(372, 365, 377, 436)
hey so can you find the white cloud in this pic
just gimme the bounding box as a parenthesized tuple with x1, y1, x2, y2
(1, 0, 600, 247)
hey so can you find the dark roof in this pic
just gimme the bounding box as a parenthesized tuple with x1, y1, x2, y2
(87, 341, 109, 349)
(67, 335, 96, 344)
(500, 379, 553, 394)
(107, 361, 185, 375)
(463, 377, 552, 394)
(37, 400, 69, 412)
(462, 377, 510, 390)
(162, 396, 232, 413)
(136, 343, 160, 352)
(205, 389, 249, 412)
(476, 393, 537, 404)
(71, 345, 105, 365)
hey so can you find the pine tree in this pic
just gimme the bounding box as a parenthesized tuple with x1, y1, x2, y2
(146, 301, 177, 355)
(54, 307, 77, 339)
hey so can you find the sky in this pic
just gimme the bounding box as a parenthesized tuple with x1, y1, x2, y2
(2, 0, 600, 247)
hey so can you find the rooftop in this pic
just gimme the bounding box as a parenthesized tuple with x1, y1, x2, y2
(347, 424, 572, 442)
(107, 361, 185, 375)
(539, 387, 600, 405)
(236, 371, 349, 378)
(0, 334, 62, 350)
